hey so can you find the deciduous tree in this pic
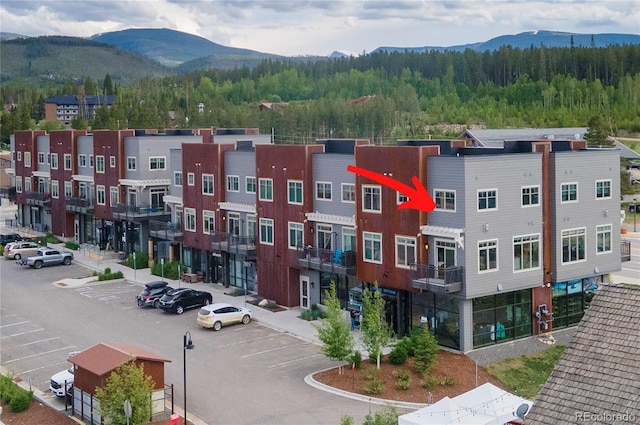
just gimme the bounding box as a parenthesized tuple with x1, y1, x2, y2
(317, 281, 354, 374)
(361, 282, 394, 369)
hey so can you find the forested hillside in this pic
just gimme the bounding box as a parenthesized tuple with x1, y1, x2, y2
(1, 44, 639, 145)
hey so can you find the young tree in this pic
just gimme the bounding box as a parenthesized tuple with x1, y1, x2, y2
(317, 281, 354, 375)
(361, 282, 394, 369)
(413, 325, 440, 375)
(585, 114, 613, 147)
(94, 360, 155, 425)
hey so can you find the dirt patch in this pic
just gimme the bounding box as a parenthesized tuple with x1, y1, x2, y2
(313, 350, 505, 404)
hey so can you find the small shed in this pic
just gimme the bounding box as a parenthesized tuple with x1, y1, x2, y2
(68, 342, 171, 424)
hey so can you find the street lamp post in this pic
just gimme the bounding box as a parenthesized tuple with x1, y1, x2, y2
(183, 331, 195, 425)
(634, 197, 638, 233)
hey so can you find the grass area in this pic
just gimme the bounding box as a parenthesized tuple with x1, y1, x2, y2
(484, 345, 565, 399)
(616, 138, 640, 154)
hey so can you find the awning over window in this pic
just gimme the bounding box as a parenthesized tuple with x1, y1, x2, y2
(419, 225, 465, 249)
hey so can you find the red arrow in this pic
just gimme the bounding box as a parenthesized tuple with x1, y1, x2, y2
(347, 165, 436, 213)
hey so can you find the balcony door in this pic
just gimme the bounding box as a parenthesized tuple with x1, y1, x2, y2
(435, 239, 456, 271)
(316, 224, 333, 251)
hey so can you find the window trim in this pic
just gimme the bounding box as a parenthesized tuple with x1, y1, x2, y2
(50, 153, 58, 169)
(202, 174, 214, 196)
(96, 185, 106, 205)
(478, 239, 498, 273)
(226, 175, 240, 193)
(184, 208, 196, 232)
(596, 224, 612, 254)
(288, 180, 303, 205)
(595, 179, 612, 200)
(174, 171, 183, 187)
(187, 173, 195, 186)
(149, 156, 166, 171)
(64, 154, 72, 170)
(561, 182, 578, 203)
(51, 180, 59, 199)
(521, 185, 540, 207)
(395, 235, 416, 269)
(259, 218, 274, 245)
(109, 155, 116, 168)
(513, 233, 541, 272)
(362, 184, 382, 213)
(24, 152, 31, 168)
(78, 154, 87, 167)
(315, 181, 332, 201)
(95, 155, 105, 173)
(38, 152, 45, 164)
(561, 227, 587, 264)
(127, 157, 137, 171)
(246, 176, 256, 194)
(363, 231, 382, 264)
(341, 183, 355, 203)
(288, 222, 304, 249)
(258, 178, 273, 201)
(434, 189, 456, 212)
(203, 210, 215, 234)
(477, 188, 498, 211)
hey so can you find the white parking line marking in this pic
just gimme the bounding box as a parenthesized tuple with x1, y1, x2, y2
(1, 328, 45, 338)
(19, 360, 69, 375)
(22, 337, 60, 346)
(268, 353, 322, 369)
(0, 321, 30, 328)
(241, 342, 305, 358)
(3, 346, 77, 364)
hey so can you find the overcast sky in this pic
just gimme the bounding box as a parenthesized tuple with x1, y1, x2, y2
(1, 1, 638, 56)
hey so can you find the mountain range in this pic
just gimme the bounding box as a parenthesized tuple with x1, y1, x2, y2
(1, 28, 639, 84)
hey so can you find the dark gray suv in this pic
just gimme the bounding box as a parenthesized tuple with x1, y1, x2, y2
(0, 233, 23, 245)
(136, 281, 173, 308)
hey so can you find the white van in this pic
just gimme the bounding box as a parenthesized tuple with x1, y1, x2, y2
(50, 366, 74, 397)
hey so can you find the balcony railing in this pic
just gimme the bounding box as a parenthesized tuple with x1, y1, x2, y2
(112, 204, 169, 221)
(411, 263, 464, 293)
(297, 246, 356, 275)
(149, 220, 183, 242)
(621, 240, 631, 262)
(210, 230, 256, 257)
(26, 191, 51, 207)
(66, 197, 94, 214)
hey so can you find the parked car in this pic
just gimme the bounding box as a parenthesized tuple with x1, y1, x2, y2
(630, 204, 640, 213)
(21, 248, 73, 268)
(136, 281, 173, 308)
(50, 367, 74, 397)
(158, 288, 212, 314)
(0, 232, 24, 245)
(197, 303, 252, 331)
(3, 240, 41, 260)
(626, 161, 640, 169)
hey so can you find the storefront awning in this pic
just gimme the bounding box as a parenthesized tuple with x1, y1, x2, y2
(419, 225, 465, 249)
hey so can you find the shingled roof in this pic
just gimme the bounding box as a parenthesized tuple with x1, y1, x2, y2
(68, 342, 170, 376)
(526, 285, 640, 424)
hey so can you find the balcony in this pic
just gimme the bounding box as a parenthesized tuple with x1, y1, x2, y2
(149, 220, 183, 242)
(411, 263, 464, 294)
(297, 246, 356, 276)
(621, 240, 631, 262)
(210, 230, 256, 258)
(66, 197, 94, 214)
(112, 204, 169, 221)
(26, 191, 51, 207)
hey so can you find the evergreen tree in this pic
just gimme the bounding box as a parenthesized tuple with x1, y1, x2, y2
(361, 282, 394, 369)
(584, 114, 613, 147)
(94, 361, 154, 425)
(103, 74, 114, 95)
(317, 281, 354, 375)
(413, 325, 440, 375)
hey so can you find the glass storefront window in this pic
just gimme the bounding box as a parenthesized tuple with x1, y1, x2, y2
(472, 289, 532, 348)
(411, 292, 460, 349)
(552, 278, 598, 329)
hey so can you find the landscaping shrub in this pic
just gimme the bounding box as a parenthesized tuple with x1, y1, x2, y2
(422, 375, 438, 389)
(397, 334, 417, 357)
(64, 241, 80, 250)
(388, 345, 408, 365)
(9, 388, 33, 412)
(126, 251, 149, 269)
(440, 377, 455, 386)
(414, 325, 440, 374)
(364, 367, 381, 381)
(151, 259, 183, 280)
(97, 268, 124, 281)
(350, 350, 362, 369)
(363, 379, 384, 394)
(394, 369, 412, 390)
(300, 304, 326, 321)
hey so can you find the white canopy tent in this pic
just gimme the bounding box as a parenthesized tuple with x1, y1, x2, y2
(398, 383, 532, 425)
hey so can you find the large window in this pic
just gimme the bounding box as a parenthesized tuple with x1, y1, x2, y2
(149, 157, 166, 170)
(24, 152, 31, 167)
(259, 218, 274, 245)
(203, 210, 215, 234)
(434, 189, 455, 211)
(51, 181, 59, 198)
(288, 222, 303, 249)
(562, 228, 586, 263)
(478, 239, 498, 272)
(246, 177, 256, 194)
(184, 208, 196, 232)
(521, 186, 539, 206)
(561, 183, 578, 202)
(227, 175, 240, 192)
(51, 153, 59, 169)
(96, 155, 105, 173)
(259, 178, 273, 201)
(174, 171, 183, 186)
(110, 187, 118, 206)
(363, 232, 382, 263)
(64, 154, 72, 170)
(127, 157, 136, 170)
(513, 234, 540, 271)
(96, 185, 106, 205)
(64, 182, 72, 198)
(288, 180, 303, 204)
(202, 174, 214, 195)
(552, 278, 598, 329)
(341, 183, 355, 203)
(596, 224, 612, 254)
(472, 290, 532, 348)
(595, 180, 611, 199)
(362, 185, 381, 212)
(478, 189, 497, 210)
(395, 236, 416, 268)
(316, 182, 332, 200)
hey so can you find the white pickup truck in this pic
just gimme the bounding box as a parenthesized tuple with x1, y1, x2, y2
(50, 366, 74, 397)
(20, 247, 73, 268)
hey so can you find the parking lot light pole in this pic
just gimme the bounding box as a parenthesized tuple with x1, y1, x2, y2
(634, 197, 638, 233)
(183, 331, 194, 425)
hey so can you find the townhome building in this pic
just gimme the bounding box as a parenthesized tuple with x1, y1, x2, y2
(4, 129, 626, 353)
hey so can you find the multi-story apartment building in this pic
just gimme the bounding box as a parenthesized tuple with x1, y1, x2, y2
(44, 95, 117, 124)
(4, 129, 626, 353)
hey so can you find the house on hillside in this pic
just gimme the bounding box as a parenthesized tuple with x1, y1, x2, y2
(526, 285, 640, 423)
(68, 342, 171, 424)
